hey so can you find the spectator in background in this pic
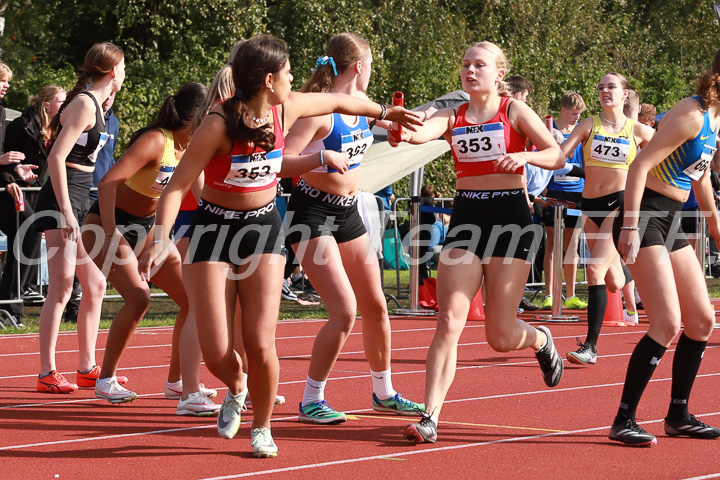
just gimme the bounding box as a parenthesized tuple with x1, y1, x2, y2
(638, 103, 657, 127)
(1, 85, 66, 326)
(418, 185, 436, 284)
(623, 89, 640, 119)
(506, 75, 533, 103)
(64, 91, 119, 323)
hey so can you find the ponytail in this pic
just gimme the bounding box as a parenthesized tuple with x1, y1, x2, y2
(301, 33, 370, 94)
(126, 82, 208, 150)
(50, 73, 90, 138)
(222, 93, 276, 152)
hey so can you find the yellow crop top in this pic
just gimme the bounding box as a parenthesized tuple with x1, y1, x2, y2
(582, 116, 638, 170)
(124, 128, 179, 199)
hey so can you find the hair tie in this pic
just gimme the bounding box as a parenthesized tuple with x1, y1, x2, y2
(313, 56, 338, 76)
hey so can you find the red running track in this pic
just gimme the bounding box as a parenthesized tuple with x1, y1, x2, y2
(1, 308, 720, 479)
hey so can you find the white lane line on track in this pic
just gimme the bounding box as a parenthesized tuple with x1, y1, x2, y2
(0, 325, 451, 358)
(0, 330, 653, 381)
(0, 318, 332, 340)
(685, 475, 720, 480)
(201, 413, 720, 480)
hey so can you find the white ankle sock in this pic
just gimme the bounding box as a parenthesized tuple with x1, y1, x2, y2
(96, 376, 115, 387)
(302, 376, 326, 407)
(371, 369, 397, 400)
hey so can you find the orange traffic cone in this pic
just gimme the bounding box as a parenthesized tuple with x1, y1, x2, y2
(467, 288, 485, 321)
(602, 288, 626, 327)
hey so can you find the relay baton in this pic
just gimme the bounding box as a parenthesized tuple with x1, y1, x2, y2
(392, 91, 404, 138)
(545, 115, 553, 132)
(14, 191, 25, 212)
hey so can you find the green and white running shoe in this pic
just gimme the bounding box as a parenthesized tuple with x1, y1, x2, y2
(250, 427, 278, 458)
(298, 400, 347, 425)
(372, 393, 425, 416)
(217, 390, 247, 439)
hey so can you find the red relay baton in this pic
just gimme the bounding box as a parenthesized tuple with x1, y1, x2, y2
(545, 115, 553, 132)
(14, 191, 25, 212)
(392, 91, 404, 139)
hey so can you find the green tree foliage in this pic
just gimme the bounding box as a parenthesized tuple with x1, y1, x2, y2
(1, 0, 718, 196)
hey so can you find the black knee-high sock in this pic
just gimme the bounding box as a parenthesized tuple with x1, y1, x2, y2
(621, 263, 633, 285)
(614, 334, 667, 423)
(667, 332, 707, 421)
(584, 285, 607, 349)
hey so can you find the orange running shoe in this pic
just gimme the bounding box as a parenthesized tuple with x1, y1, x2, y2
(37, 371, 78, 394)
(76, 366, 128, 388)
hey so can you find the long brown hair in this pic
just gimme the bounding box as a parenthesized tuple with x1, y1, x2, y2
(222, 35, 289, 151)
(50, 42, 124, 135)
(301, 33, 370, 93)
(696, 48, 720, 108)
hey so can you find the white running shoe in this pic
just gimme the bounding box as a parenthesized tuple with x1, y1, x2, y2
(251, 427, 278, 458)
(217, 390, 247, 439)
(165, 380, 217, 400)
(95, 377, 137, 404)
(623, 310, 639, 325)
(246, 394, 287, 407)
(177, 392, 221, 416)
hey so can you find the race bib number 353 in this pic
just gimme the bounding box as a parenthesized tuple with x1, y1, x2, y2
(451, 123, 506, 162)
(224, 148, 282, 188)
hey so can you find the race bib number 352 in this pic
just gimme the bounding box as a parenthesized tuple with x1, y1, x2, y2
(451, 123, 506, 162)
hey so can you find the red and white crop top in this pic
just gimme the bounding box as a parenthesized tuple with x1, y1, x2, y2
(204, 106, 284, 193)
(450, 97, 527, 178)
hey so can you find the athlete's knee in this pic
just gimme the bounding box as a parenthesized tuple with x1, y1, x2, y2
(684, 311, 716, 339)
(652, 321, 682, 345)
(486, 332, 516, 353)
(125, 287, 151, 317)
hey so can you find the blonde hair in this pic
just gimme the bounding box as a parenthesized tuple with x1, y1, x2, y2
(560, 92, 586, 111)
(30, 85, 65, 140)
(0, 61, 12, 81)
(301, 33, 371, 93)
(469, 41, 510, 97)
(193, 64, 234, 131)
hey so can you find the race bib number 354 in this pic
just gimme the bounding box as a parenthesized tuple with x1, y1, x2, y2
(451, 123, 506, 162)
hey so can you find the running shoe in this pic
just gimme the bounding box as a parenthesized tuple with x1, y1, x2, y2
(403, 412, 438, 444)
(95, 377, 137, 404)
(534, 326, 563, 387)
(298, 400, 347, 424)
(372, 393, 425, 416)
(623, 310, 639, 325)
(609, 418, 657, 447)
(542, 295, 553, 310)
(177, 392, 221, 416)
(217, 390, 247, 439)
(37, 371, 78, 394)
(664, 414, 720, 439)
(77, 366, 128, 388)
(564, 295, 588, 310)
(519, 298, 539, 311)
(164, 380, 217, 399)
(251, 427, 278, 458)
(567, 340, 597, 365)
(281, 280, 298, 301)
(246, 394, 287, 407)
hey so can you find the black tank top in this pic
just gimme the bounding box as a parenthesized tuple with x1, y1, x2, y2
(56, 91, 109, 168)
